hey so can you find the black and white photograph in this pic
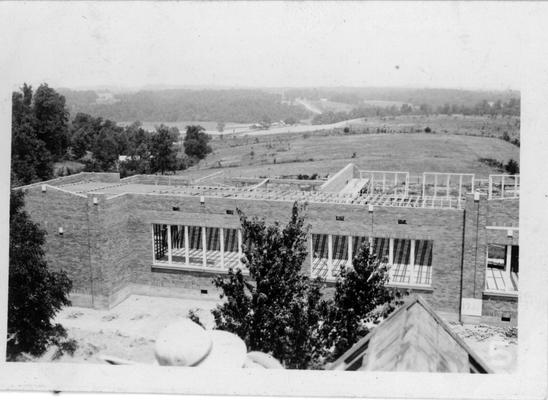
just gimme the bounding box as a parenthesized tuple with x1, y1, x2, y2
(0, 1, 546, 398)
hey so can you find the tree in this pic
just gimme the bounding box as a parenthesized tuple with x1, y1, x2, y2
(212, 203, 328, 369)
(69, 112, 104, 159)
(8, 190, 75, 360)
(150, 125, 179, 174)
(11, 85, 54, 185)
(33, 84, 70, 158)
(505, 159, 519, 175)
(90, 126, 120, 171)
(320, 243, 401, 361)
(183, 125, 212, 160)
(216, 121, 225, 133)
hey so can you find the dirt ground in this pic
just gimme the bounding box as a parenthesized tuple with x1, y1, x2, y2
(38, 295, 517, 373)
(40, 295, 218, 364)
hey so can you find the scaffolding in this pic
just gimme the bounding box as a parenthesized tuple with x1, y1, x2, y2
(421, 172, 475, 208)
(489, 174, 520, 200)
(359, 170, 410, 197)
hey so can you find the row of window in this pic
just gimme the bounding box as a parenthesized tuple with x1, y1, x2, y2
(311, 234, 433, 286)
(152, 224, 435, 287)
(153, 224, 243, 270)
(151, 224, 519, 293)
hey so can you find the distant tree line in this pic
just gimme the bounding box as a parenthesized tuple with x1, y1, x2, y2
(60, 88, 311, 124)
(311, 98, 520, 125)
(11, 83, 213, 186)
(284, 87, 520, 109)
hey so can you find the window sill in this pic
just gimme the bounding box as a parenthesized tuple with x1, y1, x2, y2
(483, 290, 518, 299)
(386, 283, 434, 291)
(152, 263, 249, 275)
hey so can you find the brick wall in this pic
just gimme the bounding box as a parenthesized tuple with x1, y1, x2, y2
(22, 185, 94, 307)
(482, 294, 518, 326)
(461, 194, 519, 324)
(123, 193, 465, 316)
(19, 178, 519, 323)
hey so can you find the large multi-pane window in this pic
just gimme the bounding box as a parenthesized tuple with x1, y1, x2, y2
(311, 233, 433, 286)
(485, 244, 518, 293)
(152, 224, 243, 271)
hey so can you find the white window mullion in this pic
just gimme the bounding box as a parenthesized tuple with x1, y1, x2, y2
(202, 227, 207, 269)
(238, 229, 243, 268)
(167, 225, 172, 264)
(151, 225, 156, 263)
(184, 225, 190, 267)
(310, 235, 314, 273)
(389, 238, 394, 264)
(328, 234, 333, 278)
(220, 228, 225, 269)
(388, 237, 395, 282)
(505, 244, 512, 289)
(348, 235, 353, 267)
(410, 239, 416, 284)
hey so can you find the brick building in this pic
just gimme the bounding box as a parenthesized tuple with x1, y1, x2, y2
(16, 163, 519, 325)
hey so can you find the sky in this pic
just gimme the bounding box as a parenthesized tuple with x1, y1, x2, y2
(0, 2, 542, 91)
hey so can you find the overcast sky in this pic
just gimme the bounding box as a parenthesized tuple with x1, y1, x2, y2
(0, 2, 542, 91)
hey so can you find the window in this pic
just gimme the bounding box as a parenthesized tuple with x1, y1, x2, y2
(331, 235, 349, 278)
(153, 224, 168, 263)
(385, 238, 433, 287)
(311, 234, 330, 279)
(152, 223, 244, 271)
(485, 244, 518, 293)
(223, 228, 241, 269)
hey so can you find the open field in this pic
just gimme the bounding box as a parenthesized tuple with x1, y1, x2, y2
(34, 295, 516, 372)
(188, 132, 519, 179)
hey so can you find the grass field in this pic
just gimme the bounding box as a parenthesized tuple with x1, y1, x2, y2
(187, 131, 519, 179)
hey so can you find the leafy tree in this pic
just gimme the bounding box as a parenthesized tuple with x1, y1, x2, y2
(11, 85, 54, 185)
(69, 112, 104, 159)
(212, 203, 328, 369)
(183, 125, 212, 160)
(320, 243, 401, 361)
(90, 126, 120, 171)
(33, 84, 70, 158)
(8, 190, 75, 360)
(150, 125, 179, 174)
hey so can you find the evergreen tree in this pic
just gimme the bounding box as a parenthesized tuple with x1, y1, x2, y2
(505, 159, 520, 175)
(321, 243, 403, 362)
(212, 203, 327, 369)
(8, 190, 75, 360)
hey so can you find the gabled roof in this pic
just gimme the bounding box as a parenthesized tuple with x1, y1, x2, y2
(328, 296, 492, 373)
